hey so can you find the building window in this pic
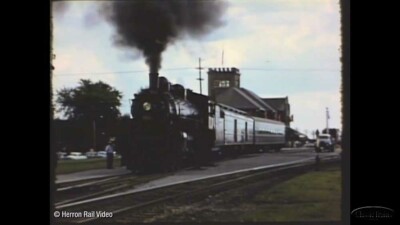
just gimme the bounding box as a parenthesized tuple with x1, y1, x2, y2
(219, 80, 230, 87)
(213, 80, 220, 87)
(213, 80, 230, 88)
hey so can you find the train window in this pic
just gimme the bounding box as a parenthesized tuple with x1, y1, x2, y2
(208, 103, 215, 116)
(234, 119, 237, 142)
(245, 122, 248, 141)
(176, 101, 181, 115)
(169, 100, 176, 114)
(220, 110, 225, 118)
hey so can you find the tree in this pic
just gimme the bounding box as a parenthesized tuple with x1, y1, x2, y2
(56, 80, 123, 151)
(56, 79, 123, 121)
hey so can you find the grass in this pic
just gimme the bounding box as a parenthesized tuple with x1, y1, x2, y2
(56, 158, 121, 174)
(240, 165, 341, 222)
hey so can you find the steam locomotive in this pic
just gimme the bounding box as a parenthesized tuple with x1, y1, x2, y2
(126, 74, 286, 172)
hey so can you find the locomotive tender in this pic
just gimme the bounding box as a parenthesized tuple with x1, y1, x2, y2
(127, 74, 286, 172)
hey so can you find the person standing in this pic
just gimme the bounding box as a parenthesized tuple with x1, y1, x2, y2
(105, 140, 114, 169)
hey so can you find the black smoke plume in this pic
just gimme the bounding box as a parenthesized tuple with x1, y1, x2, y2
(101, 0, 227, 74)
(52, 1, 70, 19)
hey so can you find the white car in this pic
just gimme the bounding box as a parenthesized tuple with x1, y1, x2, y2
(56, 152, 68, 160)
(66, 152, 88, 160)
(86, 151, 98, 158)
(97, 151, 117, 158)
(97, 151, 107, 158)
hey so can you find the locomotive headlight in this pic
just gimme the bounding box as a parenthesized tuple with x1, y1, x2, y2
(143, 102, 151, 111)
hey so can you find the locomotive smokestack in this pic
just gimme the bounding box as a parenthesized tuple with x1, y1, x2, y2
(149, 72, 159, 90)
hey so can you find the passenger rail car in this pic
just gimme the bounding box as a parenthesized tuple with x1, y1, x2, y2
(212, 104, 285, 152)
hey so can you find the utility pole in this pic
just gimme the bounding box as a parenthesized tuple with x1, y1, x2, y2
(93, 120, 96, 151)
(222, 49, 224, 66)
(326, 107, 330, 133)
(196, 57, 204, 94)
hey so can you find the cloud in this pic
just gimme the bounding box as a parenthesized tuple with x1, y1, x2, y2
(52, 1, 70, 19)
(52, 48, 118, 100)
(52, 0, 342, 125)
(52, 46, 154, 116)
(170, 0, 341, 72)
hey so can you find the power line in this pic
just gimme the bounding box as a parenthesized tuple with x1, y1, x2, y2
(54, 67, 194, 76)
(54, 67, 340, 77)
(55, 70, 146, 76)
(240, 68, 339, 72)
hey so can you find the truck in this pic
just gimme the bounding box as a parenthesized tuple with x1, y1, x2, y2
(322, 128, 341, 145)
(315, 134, 334, 152)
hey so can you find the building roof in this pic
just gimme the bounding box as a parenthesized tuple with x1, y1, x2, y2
(262, 97, 288, 111)
(286, 127, 307, 138)
(215, 87, 276, 112)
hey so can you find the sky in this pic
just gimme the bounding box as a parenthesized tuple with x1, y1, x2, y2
(52, 0, 342, 137)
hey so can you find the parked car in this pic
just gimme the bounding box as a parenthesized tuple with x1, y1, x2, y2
(97, 151, 107, 158)
(97, 151, 117, 158)
(303, 142, 316, 148)
(86, 151, 98, 158)
(56, 152, 68, 160)
(66, 152, 88, 160)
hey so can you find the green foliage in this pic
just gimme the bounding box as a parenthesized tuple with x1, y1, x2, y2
(241, 166, 341, 221)
(56, 79, 123, 121)
(56, 158, 121, 174)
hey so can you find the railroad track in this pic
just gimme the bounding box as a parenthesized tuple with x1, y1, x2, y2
(57, 176, 123, 191)
(56, 176, 119, 190)
(53, 154, 339, 223)
(55, 164, 198, 207)
(55, 173, 166, 206)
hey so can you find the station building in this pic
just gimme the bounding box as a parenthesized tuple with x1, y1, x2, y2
(207, 67, 292, 127)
